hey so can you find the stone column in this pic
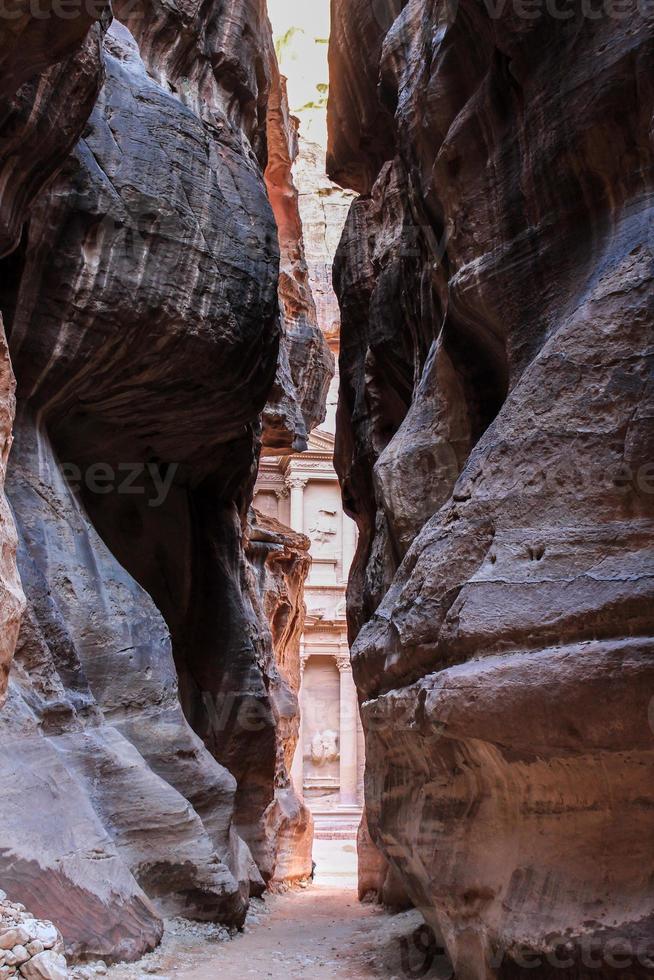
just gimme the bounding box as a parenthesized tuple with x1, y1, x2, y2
(274, 485, 288, 523)
(291, 654, 307, 796)
(287, 474, 307, 534)
(337, 653, 358, 806)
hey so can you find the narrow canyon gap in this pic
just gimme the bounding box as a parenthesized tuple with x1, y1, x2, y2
(0, 0, 333, 961)
(0, 1, 652, 979)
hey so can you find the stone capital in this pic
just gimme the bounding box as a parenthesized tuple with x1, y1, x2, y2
(286, 474, 308, 491)
(336, 655, 352, 673)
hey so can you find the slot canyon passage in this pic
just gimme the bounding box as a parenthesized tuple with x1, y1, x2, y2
(0, 0, 653, 976)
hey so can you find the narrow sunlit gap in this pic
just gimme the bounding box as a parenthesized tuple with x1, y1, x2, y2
(0, 0, 649, 975)
(256, 0, 361, 889)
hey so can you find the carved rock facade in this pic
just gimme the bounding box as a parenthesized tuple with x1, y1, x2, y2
(329, 1, 654, 976)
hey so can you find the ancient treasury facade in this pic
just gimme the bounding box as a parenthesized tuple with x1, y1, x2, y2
(0, 0, 652, 977)
(255, 425, 364, 836)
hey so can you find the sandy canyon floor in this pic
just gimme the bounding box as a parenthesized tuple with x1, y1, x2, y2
(89, 848, 449, 980)
(93, 887, 439, 980)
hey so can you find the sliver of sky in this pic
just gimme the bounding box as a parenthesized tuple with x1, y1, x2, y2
(267, 0, 331, 147)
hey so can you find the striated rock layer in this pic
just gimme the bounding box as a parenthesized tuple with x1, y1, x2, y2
(0, 317, 23, 707)
(329, 1, 654, 977)
(0, 0, 329, 961)
(0, 7, 108, 259)
(247, 510, 314, 885)
(264, 69, 334, 453)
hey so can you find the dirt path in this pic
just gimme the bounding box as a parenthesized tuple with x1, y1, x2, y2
(96, 885, 432, 980)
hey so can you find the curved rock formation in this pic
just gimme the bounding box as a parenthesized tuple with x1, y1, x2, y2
(0, 9, 108, 259)
(247, 510, 314, 885)
(264, 66, 334, 452)
(0, 317, 23, 707)
(0, 0, 103, 715)
(329, 2, 654, 976)
(0, 0, 330, 961)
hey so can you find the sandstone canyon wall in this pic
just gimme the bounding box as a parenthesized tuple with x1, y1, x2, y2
(329, 1, 654, 977)
(0, 317, 23, 707)
(0, 0, 328, 962)
(256, 62, 337, 885)
(264, 68, 334, 453)
(247, 510, 314, 885)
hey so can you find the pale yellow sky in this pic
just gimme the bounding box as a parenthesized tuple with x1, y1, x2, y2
(267, 0, 331, 146)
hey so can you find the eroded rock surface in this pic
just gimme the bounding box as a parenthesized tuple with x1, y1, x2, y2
(329, 2, 654, 976)
(0, 8, 108, 259)
(294, 138, 355, 352)
(0, 0, 328, 961)
(247, 510, 314, 885)
(0, 318, 23, 707)
(264, 67, 334, 453)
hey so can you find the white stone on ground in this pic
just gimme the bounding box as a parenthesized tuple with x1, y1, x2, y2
(0, 893, 68, 978)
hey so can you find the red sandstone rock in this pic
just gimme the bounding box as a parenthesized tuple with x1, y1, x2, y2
(247, 510, 314, 885)
(264, 69, 334, 452)
(0, 317, 23, 708)
(0, 0, 329, 962)
(329, 1, 654, 976)
(293, 137, 355, 352)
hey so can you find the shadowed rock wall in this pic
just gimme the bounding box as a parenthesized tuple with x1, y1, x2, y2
(0, 0, 329, 960)
(329, 1, 654, 976)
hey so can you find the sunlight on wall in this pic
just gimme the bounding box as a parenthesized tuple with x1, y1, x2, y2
(267, 0, 331, 147)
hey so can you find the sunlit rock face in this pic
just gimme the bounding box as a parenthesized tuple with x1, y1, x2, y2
(0, 317, 23, 707)
(329, 1, 654, 976)
(294, 137, 355, 352)
(256, 51, 333, 881)
(264, 67, 334, 453)
(247, 510, 314, 885)
(0, 0, 327, 960)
